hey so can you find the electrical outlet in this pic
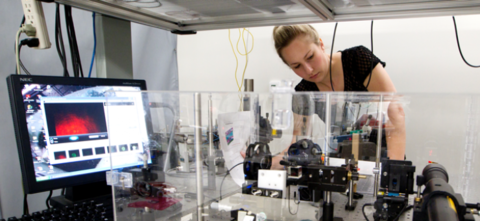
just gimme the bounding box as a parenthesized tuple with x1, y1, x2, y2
(21, 0, 51, 49)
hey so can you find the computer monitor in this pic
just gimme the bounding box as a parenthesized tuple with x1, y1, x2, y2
(7, 75, 149, 195)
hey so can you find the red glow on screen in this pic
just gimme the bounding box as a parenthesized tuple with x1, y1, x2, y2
(55, 114, 100, 136)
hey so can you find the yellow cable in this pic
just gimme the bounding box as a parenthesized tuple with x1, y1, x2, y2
(242, 28, 255, 55)
(230, 28, 255, 93)
(238, 28, 249, 91)
(228, 29, 240, 90)
(236, 28, 254, 56)
(235, 28, 255, 91)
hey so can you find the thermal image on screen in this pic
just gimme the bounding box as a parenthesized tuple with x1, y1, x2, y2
(44, 103, 107, 136)
(21, 84, 148, 182)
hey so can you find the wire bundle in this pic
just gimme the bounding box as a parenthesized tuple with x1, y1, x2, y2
(15, 17, 33, 75)
(64, 5, 84, 77)
(228, 28, 254, 92)
(55, 3, 69, 77)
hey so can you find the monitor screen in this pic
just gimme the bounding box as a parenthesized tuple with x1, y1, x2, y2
(7, 75, 149, 194)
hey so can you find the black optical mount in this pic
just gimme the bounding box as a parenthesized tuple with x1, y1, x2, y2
(373, 159, 415, 221)
(243, 142, 272, 181)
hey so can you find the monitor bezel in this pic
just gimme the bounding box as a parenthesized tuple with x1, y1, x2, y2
(7, 74, 148, 194)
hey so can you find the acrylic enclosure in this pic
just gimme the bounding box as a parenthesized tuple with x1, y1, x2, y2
(105, 91, 480, 221)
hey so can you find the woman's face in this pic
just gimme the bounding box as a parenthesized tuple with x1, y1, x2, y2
(281, 35, 328, 84)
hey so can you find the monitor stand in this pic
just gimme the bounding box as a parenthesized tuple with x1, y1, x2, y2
(50, 181, 112, 208)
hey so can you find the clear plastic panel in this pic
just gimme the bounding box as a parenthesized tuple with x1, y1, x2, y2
(105, 91, 480, 221)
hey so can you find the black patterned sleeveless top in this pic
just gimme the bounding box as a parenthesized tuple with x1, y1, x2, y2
(292, 46, 386, 119)
(294, 45, 386, 92)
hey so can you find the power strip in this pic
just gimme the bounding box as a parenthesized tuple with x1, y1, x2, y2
(21, 0, 51, 49)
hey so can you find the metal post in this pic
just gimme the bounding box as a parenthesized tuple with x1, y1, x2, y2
(243, 79, 254, 112)
(325, 191, 332, 203)
(95, 15, 133, 79)
(417, 185, 421, 199)
(348, 180, 353, 206)
(194, 93, 204, 221)
(324, 93, 333, 218)
(325, 93, 331, 167)
(374, 95, 384, 198)
(207, 95, 216, 190)
(208, 95, 214, 156)
(244, 79, 254, 92)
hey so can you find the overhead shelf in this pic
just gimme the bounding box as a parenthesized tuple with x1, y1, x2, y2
(55, 0, 480, 32)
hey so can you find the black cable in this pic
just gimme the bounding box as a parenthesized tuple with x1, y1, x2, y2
(362, 203, 373, 221)
(219, 162, 243, 200)
(64, 6, 78, 77)
(20, 16, 25, 27)
(288, 190, 300, 215)
(65, 6, 84, 77)
(452, 16, 480, 68)
(55, 3, 69, 77)
(46, 190, 53, 209)
(15, 38, 39, 75)
(17, 44, 32, 75)
(365, 20, 375, 89)
(329, 22, 338, 92)
(61, 188, 66, 195)
(219, 175, 228, 200)
(23, 193, 29, 215)
(70, 10, 84, 78)
(392, 205, 413, 221)
(64, 6, 76, 77)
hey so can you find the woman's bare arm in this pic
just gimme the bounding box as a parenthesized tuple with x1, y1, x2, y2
(366, 64, 406, 160)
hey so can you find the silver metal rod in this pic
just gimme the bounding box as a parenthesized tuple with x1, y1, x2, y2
(325, 191, 332, 203)
(208, 95, 214, 156)
(323, 94, 332, 205)
(417, 185, 421, 199)
(194, 93, 204, 221)
(348, 180, 354, 206)
(207, 94, 216, 190)
(374, 95, 384, 198)
(244, 79, 254, 92)
(325, 93, 331, 166)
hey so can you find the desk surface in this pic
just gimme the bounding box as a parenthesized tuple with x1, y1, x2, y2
(112, 171, 479, 221)
(215, 192, 411, 221)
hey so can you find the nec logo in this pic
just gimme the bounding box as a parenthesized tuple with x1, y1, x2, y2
(19, 78, 33, 82)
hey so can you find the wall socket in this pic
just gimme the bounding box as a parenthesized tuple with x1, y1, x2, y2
(21, 0, 51, 49)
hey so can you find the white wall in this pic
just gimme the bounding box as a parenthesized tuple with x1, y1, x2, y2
(177, 15, 480, 202)
(178, 15, 480, 93)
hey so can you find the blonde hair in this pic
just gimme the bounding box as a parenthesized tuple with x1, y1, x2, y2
(273, 24, 320, 64)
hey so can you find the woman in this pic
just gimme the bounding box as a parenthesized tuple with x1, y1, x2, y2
(270, 24, 405, 170)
